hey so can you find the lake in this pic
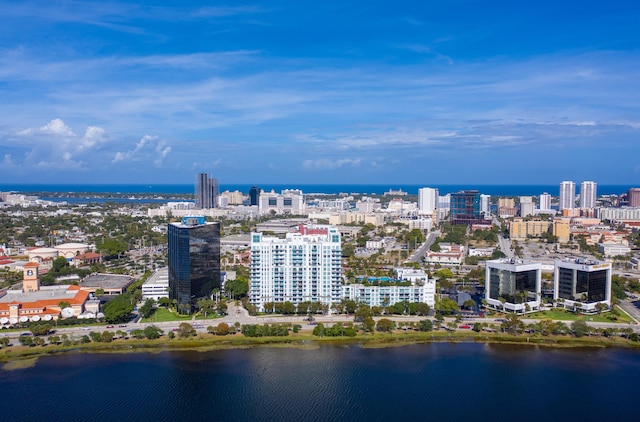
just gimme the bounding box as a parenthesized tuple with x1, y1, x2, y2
(4, 343, 639, 421)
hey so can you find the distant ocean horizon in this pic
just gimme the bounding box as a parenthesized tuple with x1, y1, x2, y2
(0, 183, 635, 197)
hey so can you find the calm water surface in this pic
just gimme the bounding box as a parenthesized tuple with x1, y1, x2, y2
(5, 343, 640, 422)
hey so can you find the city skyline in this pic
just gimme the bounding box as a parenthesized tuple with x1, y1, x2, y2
(0, 1, 639, 185)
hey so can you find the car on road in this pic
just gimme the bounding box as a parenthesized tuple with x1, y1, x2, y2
(106, 325, 114, 328)
(119, 324, 127, 328)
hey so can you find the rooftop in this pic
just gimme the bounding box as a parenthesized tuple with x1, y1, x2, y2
(81, 273, 134, 290)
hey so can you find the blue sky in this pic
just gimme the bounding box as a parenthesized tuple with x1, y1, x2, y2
(0, 0, 639, 185)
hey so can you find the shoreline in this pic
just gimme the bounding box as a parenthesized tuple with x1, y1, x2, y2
(3, 331, 639, 369)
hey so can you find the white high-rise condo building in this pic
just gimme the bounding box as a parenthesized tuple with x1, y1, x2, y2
(480, 194, 491, 215)
(519, 196, 534, 217)
(579, 181, 597, 209)
(418, 187, 439, 216)
(250, 225, 342, 311)
(539, 192, 551, 211)
(559, 181, 575, 210)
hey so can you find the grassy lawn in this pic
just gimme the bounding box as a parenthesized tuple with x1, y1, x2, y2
(527, 307, 632, 324)
(141, 307, 194, 323)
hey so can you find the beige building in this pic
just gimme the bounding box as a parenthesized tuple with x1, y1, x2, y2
(510, 219, 551, 240)
(552, 219, 571, 243)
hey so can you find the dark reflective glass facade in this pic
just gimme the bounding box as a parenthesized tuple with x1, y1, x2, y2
(489, 268, 537, 303)
(558, 267, 607, 302)
(168, 222, 220, 314)
(450, 190, 483, 225)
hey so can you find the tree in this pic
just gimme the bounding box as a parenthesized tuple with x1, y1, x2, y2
(102, 293, 135, 323)
(216, 322, 230, 336)
(30, 323, 53, 336)
(418, 319, 433, 332)
(167, 331, 175, 340)
(571, 320, 589, 338)
(197, 299, 217, 318)
(472, 322, 482, 332)
(344, 300, 357, 314)
(18, 335, 34, 347)
(501, 314, 524, 335)
(376, 318, 395, 332)
(177, 322, 195, 338)
(224, 278, 249, 298)
(139, 298, 156, 319)
(95, 288, 105, 296)
(462, 299, 476, 310)
(0, 337, 10, 348)
(101, 331, 114, 343)
(354, 304, 372, 321)
(362, 317, 375, 332)
(143, 325, 163, 339)
(436, 298, 459, 315)
(58, 301, 71, 309)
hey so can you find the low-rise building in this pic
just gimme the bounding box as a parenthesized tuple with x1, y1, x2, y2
(341, 268, 435, 308)
(142, 268, 169, 301)
(425, 243, 464, 265)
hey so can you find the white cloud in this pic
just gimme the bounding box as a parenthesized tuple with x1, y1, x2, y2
(0, 154, 16, 169)
(303, 158, 362, 170)
(113, 135, 170, 167)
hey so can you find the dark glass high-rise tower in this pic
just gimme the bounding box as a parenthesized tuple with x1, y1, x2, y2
(249, 186, 260, 206)
(195, 173, 218, 209)
(168, 216, 221, 314)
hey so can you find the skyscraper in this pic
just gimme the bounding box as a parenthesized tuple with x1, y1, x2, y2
(168, 216, 221, 314)
(195, 173, 218, 209)
(418, 187, 438, 216)
(249, 186, 260, 206)
(579, 181, 597, 209)
(558, 181, 575, 210)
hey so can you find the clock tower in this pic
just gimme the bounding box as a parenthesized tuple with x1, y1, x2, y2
(23, 262, 40, 292)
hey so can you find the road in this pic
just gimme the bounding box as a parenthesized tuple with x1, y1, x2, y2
(407, 230, 440, 263)
(5, 300, 640, 345)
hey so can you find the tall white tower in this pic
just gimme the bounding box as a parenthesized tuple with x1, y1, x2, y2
(418, 187, 438, 216)
(559, 181, 575, 210)
(579, 181, 597, 209)
(539, 192, 552, 211)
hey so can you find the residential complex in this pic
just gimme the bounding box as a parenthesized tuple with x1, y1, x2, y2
(559, 181, 576, 210)
(249, 224, 342, 311)
(168, 216, 221, 313)
(342, 268, 435, 308)
(580, 181, 597, 209)
(418, 187, 438, 217)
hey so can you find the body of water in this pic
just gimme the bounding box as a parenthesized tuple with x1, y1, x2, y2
(0, 183, 634, 197)
(3, 343, 639, 421)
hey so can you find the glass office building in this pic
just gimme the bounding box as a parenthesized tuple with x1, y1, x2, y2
(485, 259, 542, 313)
(168, 216, 220, 314)
(450, 190, 483, 225)
(554, 258, 611, 312)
